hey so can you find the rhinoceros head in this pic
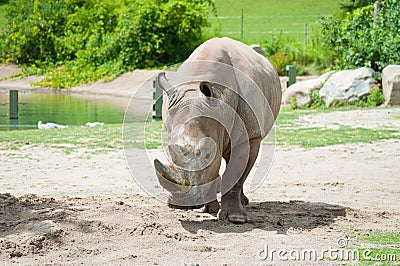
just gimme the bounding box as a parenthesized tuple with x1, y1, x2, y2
(153, 72, 225, 209)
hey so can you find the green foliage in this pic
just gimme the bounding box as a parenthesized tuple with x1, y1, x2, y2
(1, 0, 214, 88)
(328, 87, 385, 108)
(320, 0, 400, 72)
(309, 90, 327, 108)
(268, 52, 290, 75)
(355, 87, 385, 107)
(288, 90, 327, 110)
(287, 87, 383, 110)
(262, 31, 333, 75)
(289, 96, 297, 110)
(339, 0, 374, 14)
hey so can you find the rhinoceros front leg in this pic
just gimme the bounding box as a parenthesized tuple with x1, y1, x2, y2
(218, 138, 261, 223)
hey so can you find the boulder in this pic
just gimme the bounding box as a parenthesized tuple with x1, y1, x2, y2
(382, 65, 400, 106)
(319, 67, 376, 106)
(249, 44, 265, 55)
(282, 71, 335, 107)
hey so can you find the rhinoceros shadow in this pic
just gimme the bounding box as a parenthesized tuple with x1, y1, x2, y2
(180, 200, 347, 234)
(0, 193, 103, 239)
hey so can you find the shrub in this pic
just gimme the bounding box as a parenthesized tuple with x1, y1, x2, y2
(355, 87, 385, 107)
(2, 0, 214, 88)
(268, 52, 290, 75)
(262, 30, 333, 76)
(320, 0, 400, 72)
(309, 90, 326, 109)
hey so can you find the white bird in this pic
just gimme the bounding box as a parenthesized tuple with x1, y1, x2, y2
(85, 122, 105, 127)
(38, 121, 68, 130)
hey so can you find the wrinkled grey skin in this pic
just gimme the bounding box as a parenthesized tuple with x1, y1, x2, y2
(154, 37, 281, 223)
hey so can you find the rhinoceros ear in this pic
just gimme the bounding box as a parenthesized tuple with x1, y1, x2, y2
(200, 81, 213, 98)
(156, 72, 175, 97)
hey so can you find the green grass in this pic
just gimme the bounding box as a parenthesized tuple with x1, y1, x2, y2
(0, 121, 165, 153)
(1, 108, 399, 152)
(211, 0, 342, 43)
(356, 248, 399, 264)
(362, 232, 400, 246)
(0, 124, 124, 153)
(275, 126, 400, 148)
(343, 231, 400, 265)
(274, 108, 400, 148)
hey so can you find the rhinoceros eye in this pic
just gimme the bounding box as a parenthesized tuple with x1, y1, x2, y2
(200, 82, 213, 97)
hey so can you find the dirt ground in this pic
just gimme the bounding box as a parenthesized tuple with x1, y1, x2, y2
(0, 65, 399, 265)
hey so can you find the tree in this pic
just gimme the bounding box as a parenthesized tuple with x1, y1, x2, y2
(320, 0, 400, 72)
(1, 0, 215, 88)
(339, 0, 374, 13)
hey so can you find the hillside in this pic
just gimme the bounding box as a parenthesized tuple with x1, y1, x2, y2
(211, 0, 342, 43)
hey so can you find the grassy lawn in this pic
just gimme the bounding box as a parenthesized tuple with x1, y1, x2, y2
(344, 231, 400, 264)
(1, 108, 399, 153)
(211, 0, 342, 43)
(0, 124, 124, 153)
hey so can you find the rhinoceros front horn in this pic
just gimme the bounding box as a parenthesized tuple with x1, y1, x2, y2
(154, 159, 182, 193)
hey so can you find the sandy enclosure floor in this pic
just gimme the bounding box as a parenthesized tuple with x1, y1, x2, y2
(0, 108, 399, 265)
(0, 65, 399, 265)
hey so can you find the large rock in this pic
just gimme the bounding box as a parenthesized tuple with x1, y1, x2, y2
(382, 65, 400, 106)
(319, 67, 376, 106)
(282, 71, 335, 107)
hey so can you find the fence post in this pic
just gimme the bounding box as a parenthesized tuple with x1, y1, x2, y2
(374, 2, 382, 26)
(304, 23, 308, 48)
(153, 78, 163, 119)
(286, 65, 296, 88)
(9, 90, 18, 119)
(241, 9, 244, 40)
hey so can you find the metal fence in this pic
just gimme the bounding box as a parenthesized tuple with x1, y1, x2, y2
(209, 11, 325, 44)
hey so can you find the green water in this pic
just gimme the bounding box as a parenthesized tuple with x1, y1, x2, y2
(0, 92, 125, 130)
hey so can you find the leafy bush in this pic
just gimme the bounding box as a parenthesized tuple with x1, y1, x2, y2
(309, 90, 326, 109)
(2, 0, 214, 88)
(262, 31, 333, 76)
(320, 0, 400, 72)
(355, 87, 385, 107)
(268, 52, 290, 75)
(288, 90, 327, 110)
(339, 0, 374, 14)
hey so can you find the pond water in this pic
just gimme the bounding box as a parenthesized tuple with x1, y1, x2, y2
(0, 92, 125, 130)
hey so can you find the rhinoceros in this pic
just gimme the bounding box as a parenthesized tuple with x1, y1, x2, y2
(154, 37, 281, 223)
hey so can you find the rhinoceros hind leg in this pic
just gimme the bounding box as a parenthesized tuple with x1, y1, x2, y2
(203, 199, 220, 214)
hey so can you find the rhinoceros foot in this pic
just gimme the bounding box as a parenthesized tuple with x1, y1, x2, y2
(218, 199, 248, 224)
(218, 209, 247, 224)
